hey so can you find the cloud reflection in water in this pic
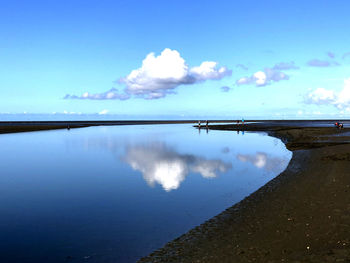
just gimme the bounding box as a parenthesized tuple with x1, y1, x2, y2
(123, 142, 232, 191)
(236, 152, 289, 173)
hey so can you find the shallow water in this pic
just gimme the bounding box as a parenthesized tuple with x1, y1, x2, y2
(0, 124, 291, 262)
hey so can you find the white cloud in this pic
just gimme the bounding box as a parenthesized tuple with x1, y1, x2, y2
(99, 109, 109, 115)
(336, 78, 350, 108)
(123, 143, 231, 191)
(65, 49, 231, 100)
(189, 61, 230, 81)
(236, 68, 289, 87)
(119, 48, 231, 99)
(305, 78, 350, 110)
(253, 71, 267, 86)
(305, 87, 336, 105)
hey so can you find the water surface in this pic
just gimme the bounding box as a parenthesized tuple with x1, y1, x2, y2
(0, 124, 291, 262)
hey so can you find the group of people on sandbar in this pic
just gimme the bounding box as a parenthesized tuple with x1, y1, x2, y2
(198, 119, 246, 128)
(198, 120, 209, 128)
(334, 122, 344, 129)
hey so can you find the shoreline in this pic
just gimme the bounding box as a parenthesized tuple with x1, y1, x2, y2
(139, 122, 350, 262)
(0, 120, 233, 134)
(0, 119, 348, 134)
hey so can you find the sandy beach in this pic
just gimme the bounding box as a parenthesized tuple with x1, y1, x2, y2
(139, 121, 350, 262)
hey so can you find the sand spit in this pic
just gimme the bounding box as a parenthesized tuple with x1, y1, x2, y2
(139, 122, 350, 262)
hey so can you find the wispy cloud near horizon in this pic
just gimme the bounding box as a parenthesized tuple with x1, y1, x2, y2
(64, 88, 130, 100)
(307, 59, 339, 67)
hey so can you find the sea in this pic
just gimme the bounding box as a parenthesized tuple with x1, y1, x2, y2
(0, 123, 292, 262)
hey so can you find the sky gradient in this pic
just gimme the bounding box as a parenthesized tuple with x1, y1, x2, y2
(1, 0, 350, 119)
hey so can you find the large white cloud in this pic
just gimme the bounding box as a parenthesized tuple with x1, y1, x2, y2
(123, 143, 231, 191)
(65, 48, 231, 100)
(305, 78, 350, 110)
(120, 49, 231, 99)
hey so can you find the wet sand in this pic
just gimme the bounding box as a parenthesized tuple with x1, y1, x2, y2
(139, 122, 350, 262)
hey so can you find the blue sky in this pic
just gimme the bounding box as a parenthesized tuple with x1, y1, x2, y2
(1, 0, 350, 119)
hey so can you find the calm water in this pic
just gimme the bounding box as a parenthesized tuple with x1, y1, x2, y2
(0, 124, 291, 262)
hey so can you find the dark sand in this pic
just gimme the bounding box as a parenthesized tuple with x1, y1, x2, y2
(139, 122, 350, 262)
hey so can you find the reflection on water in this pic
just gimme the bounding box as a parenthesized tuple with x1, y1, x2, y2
(123, 142, 231, 191)
(237, 152, 290, 173)
(0, 124, 292, 263)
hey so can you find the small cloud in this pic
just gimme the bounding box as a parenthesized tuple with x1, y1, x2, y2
(64, 88, 130, 100)
(304, 87, 336, 105)
(236, 68, 289, 87)
(297, 110, 303, 115)
(327, 52, 335, 59)
(307, 59, 331, 67)
(236, 64, 248, 70)
(99, 109, 109, 115)
(272, 61, 299, 70)
(304, 78, 350, 110)
(63, 110, 81, 115)
(221, 86, 231, 92)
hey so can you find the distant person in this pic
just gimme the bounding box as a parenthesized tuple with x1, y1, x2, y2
(198, 120, 201, 128)
(206, 120, 209, 128)
(242, 118, 245, 125)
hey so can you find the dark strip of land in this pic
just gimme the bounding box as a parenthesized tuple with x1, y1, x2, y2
(0, 120, 223, 134)
(139, 121, 350, 262)
(0, 119, 349, 134)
